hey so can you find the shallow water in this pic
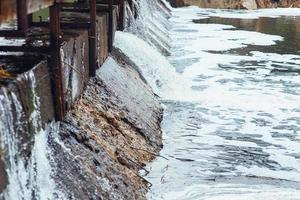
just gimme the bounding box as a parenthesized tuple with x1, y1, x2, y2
(146, 7, 300, 200)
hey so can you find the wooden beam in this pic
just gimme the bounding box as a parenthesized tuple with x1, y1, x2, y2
(60, 4, 111, 12)
(116, 0, 125, 30)
(0, 30, 25, 38)
(108, 0, 113, 52)
(31, 22, 91, 29)
(89, 0, 97, 77)
(49, 3, 65, 121)
(16, 0, 28, 33)
(0, 46, 49, 53)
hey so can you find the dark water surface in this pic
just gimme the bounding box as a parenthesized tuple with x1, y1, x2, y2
(194, 16, 300, 55)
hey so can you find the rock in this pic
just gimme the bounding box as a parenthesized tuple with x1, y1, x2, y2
(256, 0, 273, 8)
(172, 0, 247, 9)
(242, 0, 258, 9)
(170, 0, 300, 8)
(169, 0, 185, 7)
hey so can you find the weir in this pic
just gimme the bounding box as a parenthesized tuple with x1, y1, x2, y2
(0, 0, 125, 120)
(0, 0, 167, 199)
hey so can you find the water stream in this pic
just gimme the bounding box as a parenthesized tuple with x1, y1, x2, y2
(1, 1, 300, 199)
(132, 6, 300, 200)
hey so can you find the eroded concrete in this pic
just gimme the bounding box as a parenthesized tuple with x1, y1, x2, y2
(51, 53, 163, 199)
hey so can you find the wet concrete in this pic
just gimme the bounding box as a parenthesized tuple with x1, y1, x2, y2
(0, 47, 163, 199)
(51, 52, 163, 199)
(0, 2, 164, 198)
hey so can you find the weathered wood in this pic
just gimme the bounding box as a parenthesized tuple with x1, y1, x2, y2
(60, 4, 111, 12)
(0, 30, 25, 37)
(0, 46, 49, 53)
(115, 0, 125, 30)
(0, 0, 54, 24)
(17, 0, 29, 32)
(89, 0, 97, 76)
(108, 0, 113, 52)
(49, 3, 65, 121)
(31, 22, 91, 29)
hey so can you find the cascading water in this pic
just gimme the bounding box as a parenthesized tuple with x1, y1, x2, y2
(1, 0, 300, 199)
(0, 72, 64, 199)
(120, 1, 300, 200)
(125, 0, 172, 54)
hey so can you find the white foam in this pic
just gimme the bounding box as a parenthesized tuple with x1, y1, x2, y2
(154, 183, 300, 200)
(173, 7, 300, 20)
(114, 31, 192, 100)
(0, 72, 64, 200)
(144, 4, 300, 200)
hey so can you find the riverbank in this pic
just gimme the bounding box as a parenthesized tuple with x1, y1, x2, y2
(170, 0, 300, 9)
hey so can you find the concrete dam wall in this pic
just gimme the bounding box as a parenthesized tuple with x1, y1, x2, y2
(0, 0, 170, 199)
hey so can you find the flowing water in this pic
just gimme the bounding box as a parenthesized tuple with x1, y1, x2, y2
(122, 6, 300, 200)
(0, 71, 65, 199)
(2, 0, 300, 199)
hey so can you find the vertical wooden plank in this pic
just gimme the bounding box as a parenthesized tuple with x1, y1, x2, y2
(116, 0, 125, 30)
(28, 13, 33, 26)
(89, 0, 97, 76)
(17, 0, 29, 33)
(108, 0, 113, 52)
(50, 3, 65, 121)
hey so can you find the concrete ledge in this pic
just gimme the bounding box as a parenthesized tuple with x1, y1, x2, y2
(52, 54, 163, 199)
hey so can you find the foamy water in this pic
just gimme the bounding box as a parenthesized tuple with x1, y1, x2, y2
(132, 7, 300, 200)
(0, 72, 64, 199)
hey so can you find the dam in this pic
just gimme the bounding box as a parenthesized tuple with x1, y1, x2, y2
(1, 0, 300, 199)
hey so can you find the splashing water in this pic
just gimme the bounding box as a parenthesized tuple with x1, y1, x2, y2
(114, 31, 192, 100)
(122, 2, 300, 200)
(0, 72, 63, 199)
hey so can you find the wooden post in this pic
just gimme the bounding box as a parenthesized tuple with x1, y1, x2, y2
(89, 0, 97, 77)
(50, 3, 65, 121)
(108, 0, 113, 52)
(116, 0, 125, 30)
(16, 0, 28, 33)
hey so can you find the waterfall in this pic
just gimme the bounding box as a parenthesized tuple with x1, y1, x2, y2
(123, 2, 300, 200)
(0, 72, 63, 200)
(115, 0, 195, 101)
(125, 0, 172, 55)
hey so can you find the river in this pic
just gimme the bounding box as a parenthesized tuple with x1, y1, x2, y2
(143, 7, 300, 200)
